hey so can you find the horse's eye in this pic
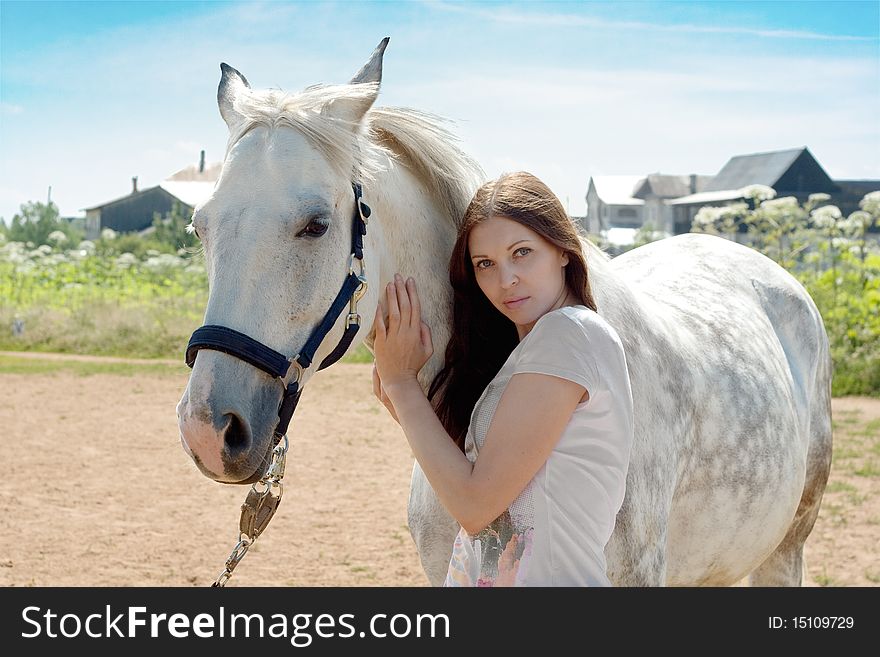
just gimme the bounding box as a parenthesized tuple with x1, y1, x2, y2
(298, 219, 329, 238)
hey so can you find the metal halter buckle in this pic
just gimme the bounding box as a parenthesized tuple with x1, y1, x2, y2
(347, 253, 368, 329)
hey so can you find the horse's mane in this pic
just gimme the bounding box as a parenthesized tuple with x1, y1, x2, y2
(228, 83, 484, 229)
(366, 107, 484, 229)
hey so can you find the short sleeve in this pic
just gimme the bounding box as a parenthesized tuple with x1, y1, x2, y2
(512, 310, 599, 395)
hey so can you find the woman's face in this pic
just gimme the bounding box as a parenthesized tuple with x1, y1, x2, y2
(468, 215, 571, 339)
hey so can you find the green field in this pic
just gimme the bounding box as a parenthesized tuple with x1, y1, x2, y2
(1, 193, 877, 396)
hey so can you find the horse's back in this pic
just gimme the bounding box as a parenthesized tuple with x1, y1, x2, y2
(605, 233, 832, 585)
(612, 233, 829, 415)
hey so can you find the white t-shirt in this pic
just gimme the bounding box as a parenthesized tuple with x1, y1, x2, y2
(444, 305, 634, 587)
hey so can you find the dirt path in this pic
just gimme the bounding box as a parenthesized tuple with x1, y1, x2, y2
(0, 359, 876, 586)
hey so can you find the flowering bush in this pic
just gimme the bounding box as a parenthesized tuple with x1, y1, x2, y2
(0, 237, 207, 358)
(692, 190, 880, 396)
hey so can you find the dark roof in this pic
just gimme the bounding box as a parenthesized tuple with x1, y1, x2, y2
(704, 147, 809, 192)
(632, 174, 713, 199)
(835, 180, 880, 195)
(83, 185, 175, 212)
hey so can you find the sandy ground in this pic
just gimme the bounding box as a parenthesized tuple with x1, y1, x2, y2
(0, 357, 877, 587)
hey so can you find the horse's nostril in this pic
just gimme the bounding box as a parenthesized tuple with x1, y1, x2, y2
(223, 413, 250, 453)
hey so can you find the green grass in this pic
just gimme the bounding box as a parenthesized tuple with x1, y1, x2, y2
(854, 461, 880, 478)
(855, 418, 880, 440)
(825, 481, 857, 494)
(814, 568, 838, 587)
(831, 446, 861, 462)
(0, 355, 187, 377)
(341, 343, 373, 364)
(846, 491, 867, 506)
(0, 341, 374, 377)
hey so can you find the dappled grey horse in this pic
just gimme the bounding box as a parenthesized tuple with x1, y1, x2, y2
(177, 40, 832, 586)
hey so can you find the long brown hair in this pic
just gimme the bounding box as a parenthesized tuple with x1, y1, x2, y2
(428, 172, 597, 451)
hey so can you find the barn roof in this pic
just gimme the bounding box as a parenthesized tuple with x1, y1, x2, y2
(703, 147, 805, 192)
(589, 176, 645, 205)
(158, 180, 217, 208)
(632, 174, 713, 199)
(666, 189, 746, 206)
(84, 159, 221, 212)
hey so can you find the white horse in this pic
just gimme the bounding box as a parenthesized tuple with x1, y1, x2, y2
(177, 40, 833, 586)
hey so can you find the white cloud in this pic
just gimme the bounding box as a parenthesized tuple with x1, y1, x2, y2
(0, 102, 24, 115)
(427, 0, 876, 42)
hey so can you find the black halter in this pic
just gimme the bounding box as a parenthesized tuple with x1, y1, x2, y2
(185, 182, 370, 441)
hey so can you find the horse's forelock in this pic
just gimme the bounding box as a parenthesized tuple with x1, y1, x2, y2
(225, 82, 484, 230)
(225, 83, 384, 181)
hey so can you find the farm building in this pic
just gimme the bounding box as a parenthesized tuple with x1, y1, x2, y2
(585, 147, 879, 237)
(83, 151, 220, 239)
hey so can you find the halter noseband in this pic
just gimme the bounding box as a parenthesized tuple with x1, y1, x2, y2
(184, 182, 371, 442)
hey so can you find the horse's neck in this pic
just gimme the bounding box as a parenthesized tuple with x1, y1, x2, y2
(370, 160, 458, 386)
(582, 242, 628, 308)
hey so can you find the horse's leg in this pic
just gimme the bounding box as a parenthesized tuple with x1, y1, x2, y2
(749, 367, 833, 587)
(407, 461, 460, 586)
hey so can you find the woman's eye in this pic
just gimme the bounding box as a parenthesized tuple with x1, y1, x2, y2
(514, 247, 531, 257)
(475, 259, 492, 270)
(298, 220, 329, 237)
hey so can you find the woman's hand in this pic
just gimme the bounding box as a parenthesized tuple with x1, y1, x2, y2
(372, 363, 400, 424)
(372, 274, 433, 391)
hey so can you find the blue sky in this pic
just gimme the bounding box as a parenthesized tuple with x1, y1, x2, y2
(1, 0, 878, 223)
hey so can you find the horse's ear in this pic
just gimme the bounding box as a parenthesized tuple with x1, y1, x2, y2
(350, 37, 389, 85)
(218, 63, 251, 129)
(324, 37, 389, 126)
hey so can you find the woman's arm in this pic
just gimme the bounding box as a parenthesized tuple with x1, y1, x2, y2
(385, 371, 584, 535)
(374, 275, 585, 535)
(372, 363, 400, 424)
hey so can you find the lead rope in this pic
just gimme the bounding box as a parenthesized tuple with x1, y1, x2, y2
(211, 436, 289, 587)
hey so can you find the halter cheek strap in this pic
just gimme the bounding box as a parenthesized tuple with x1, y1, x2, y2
(185, 181, 370, 441)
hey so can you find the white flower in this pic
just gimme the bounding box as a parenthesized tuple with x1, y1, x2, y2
(810, 205, 842, 229)
(739, 184, 776, 202)
(100, 228, 117, 241)
(77, 240, 96, 254)
(846, 210, 872, 232)
(859, 190, 880, 216)
(0, 241, 27, 264)
(693, 206, 722, 226)
(115, 252, 138, 268)
(723, 202, 749, 216)
(808, 193, 831, 205)
(144, 253, 185, 271)
(761, 196, 799, 210)
(47, 230, 68, 245)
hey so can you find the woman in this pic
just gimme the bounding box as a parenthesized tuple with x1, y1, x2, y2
(372, 172, 634, 587)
